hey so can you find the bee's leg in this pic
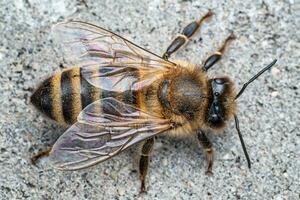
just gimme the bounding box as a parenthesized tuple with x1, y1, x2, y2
(30, 147, 52, 165)
(138, 137, 155, 193)
(162, 10, 213, 60)
(197, 130, 214, 175)
(203, 33, 236, 71)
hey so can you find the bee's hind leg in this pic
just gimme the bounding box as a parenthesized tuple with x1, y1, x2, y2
(197, 130, 214, 175)
(30, 147, 52, 165)
(162, 10, 213, 60)
(203, 33, 236, 71)
(138, 137, 155, 193)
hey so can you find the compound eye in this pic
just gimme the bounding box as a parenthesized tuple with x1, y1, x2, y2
(208, 101, 224, 126)
(214, 78, 225, 84)
(212, 79, 226, 97)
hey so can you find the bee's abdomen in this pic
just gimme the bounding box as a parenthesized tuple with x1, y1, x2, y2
(31, 68, 100, 125)
(30, 76, 54, 120)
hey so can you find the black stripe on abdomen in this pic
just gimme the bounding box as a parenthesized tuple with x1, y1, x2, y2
(80, 68, 99, 109)
(123, 90, 138, 106)
(100, 66, 140, 115)
(60, 70, 75, 124)
(120, 69, 139, 107)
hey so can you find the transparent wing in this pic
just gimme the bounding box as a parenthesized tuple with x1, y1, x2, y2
(49, 97, 173, 170)
(52, 21, 175, 67)
(79, 63, 169, 92)
(52, 21, 177, 91)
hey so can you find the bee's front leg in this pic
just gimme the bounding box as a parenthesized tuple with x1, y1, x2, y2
(203, 33, 236, 71)
(197, 130, 214, 175)
(163, 10, 213, 60)
(138, 137, 155, 193)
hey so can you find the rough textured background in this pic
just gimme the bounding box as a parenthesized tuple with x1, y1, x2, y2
(0, 0, 299, 199)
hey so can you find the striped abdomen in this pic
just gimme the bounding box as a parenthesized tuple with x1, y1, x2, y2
(31, 68, 99, 124)
(31, 67, 141, 125)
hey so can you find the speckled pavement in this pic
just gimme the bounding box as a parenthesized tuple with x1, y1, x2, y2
(0, 0, 299, 199)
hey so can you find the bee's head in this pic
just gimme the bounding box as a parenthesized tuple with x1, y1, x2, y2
(205, 77, 237, 130)
(205, 59, 277, 169)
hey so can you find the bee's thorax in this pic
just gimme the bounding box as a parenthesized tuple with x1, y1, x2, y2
(158, 72, 207, 120)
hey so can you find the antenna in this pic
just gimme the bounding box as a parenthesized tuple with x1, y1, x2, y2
(234, 115, 251, 169)
(233, 59, 277, 168)
(235, 59, 277, 99)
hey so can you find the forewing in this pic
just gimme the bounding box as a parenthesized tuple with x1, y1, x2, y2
(49, 98, 172, 170)
(52, 21, 177, 91)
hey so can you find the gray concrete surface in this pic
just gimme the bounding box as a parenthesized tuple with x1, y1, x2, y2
(0, 0, 299, 199)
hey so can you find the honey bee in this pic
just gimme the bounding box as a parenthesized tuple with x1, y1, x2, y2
(31, 11, 277, 192)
